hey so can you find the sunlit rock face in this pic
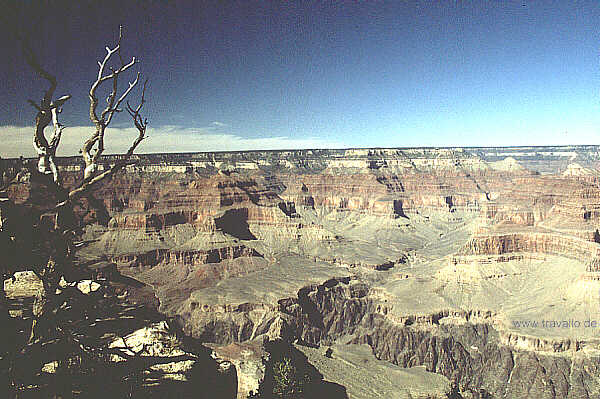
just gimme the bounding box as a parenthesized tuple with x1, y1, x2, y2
(11, 145, 600, 398)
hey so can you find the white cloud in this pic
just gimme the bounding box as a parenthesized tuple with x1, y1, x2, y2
(0, 125, 345, 158)
(210, 121, 227, 127)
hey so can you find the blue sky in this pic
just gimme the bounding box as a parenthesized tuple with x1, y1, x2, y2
(2, 1, 600, 156)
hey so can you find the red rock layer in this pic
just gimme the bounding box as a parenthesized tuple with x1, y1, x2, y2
(460, 232, 600, 261)
(112, 245, 261, 269)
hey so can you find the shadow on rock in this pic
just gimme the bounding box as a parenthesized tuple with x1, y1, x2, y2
(251, 339, 348, 399)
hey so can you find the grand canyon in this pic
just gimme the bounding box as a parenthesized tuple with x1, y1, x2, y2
(4, 146, 600, 398)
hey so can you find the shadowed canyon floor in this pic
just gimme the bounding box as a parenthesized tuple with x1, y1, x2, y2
(7, 146, 600, 398)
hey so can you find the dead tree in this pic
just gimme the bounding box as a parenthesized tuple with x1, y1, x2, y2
(21, 38, 71, 185)
(83, 26, 142, 180)
(0, 26, 150, 394)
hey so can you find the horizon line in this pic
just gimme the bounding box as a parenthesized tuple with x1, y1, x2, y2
(2, 144, 600, 161)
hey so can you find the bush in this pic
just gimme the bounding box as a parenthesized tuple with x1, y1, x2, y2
(250, 340, 316, 399)
(272, 356, 311, 398)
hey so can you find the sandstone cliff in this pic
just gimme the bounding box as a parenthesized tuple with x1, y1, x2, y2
(7, 147, 600, 398)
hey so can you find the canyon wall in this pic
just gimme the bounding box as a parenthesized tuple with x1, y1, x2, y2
(7, 146, 600, 398)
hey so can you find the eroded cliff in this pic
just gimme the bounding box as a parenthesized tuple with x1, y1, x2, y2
(8, 146, 600, 398)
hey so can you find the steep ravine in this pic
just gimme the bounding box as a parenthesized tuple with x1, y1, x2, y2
(176, 277, 600, 398)
(354, 316, 600, 399)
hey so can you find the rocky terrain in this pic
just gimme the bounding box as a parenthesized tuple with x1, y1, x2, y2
(5, 146, 600, 398)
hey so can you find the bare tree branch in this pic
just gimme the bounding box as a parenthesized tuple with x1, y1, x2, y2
(125, 79, 149, 156)
(84, 25, 140, 180)
(59, 159, 138, 208)
(68, 78, 148, 203)
(106, 72, 140, 126)
(19, 34, 71, 184)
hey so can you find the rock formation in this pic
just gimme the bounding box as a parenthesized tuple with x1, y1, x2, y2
(7, 146, 600, 398)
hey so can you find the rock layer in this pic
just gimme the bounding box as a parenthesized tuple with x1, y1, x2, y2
(7, 146, 600, 397)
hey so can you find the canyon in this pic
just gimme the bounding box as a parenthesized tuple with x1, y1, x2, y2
(5, 146, 600, 398)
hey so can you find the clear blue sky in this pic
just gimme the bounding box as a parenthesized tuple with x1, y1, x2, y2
(2, 0, 600, 156)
